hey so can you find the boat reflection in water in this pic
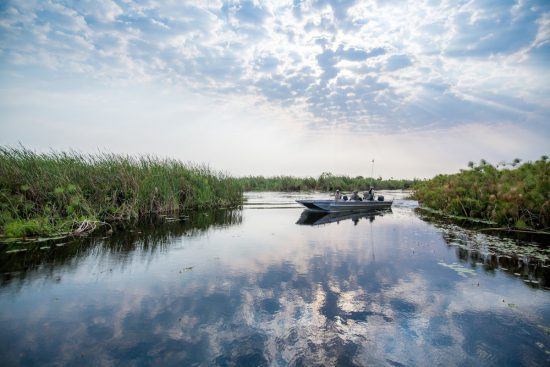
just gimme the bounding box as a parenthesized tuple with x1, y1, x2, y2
(296, 208, 391, 226)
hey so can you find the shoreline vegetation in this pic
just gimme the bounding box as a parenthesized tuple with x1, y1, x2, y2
(0, 147, 243, 242)
(413, 157, 549, 232)
(236, 173, 415, 192)
(1, 146, 548, 242)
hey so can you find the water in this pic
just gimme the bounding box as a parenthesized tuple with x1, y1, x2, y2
(0, 192, 549, 366)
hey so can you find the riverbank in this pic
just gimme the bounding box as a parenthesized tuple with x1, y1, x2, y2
(413, 157, 549, 231)
(0, 147, 243, 241)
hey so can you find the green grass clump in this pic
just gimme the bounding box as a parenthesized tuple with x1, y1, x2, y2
(0, 146, 243, 239)
(3, 218, 50, 238)
(237, 172, 415, 192)
(413, 157, 549, 230)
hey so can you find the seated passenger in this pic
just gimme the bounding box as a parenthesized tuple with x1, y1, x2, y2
(364, 187, 375, 201)
(350, 191, 362, 201)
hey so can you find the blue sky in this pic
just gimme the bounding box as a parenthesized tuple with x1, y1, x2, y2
(0, 0, 548, 178)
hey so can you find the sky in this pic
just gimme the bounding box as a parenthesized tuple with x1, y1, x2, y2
(0, 0, 549, 178)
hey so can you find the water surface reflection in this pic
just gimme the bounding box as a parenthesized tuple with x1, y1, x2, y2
(296, 209, 389, 226)
(0, 193, 548, 366)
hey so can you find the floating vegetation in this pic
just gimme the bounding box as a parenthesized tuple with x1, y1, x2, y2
(439, 223, 550, 263)
(179, 266, 194, 274)
(5, 249, 27, 254)
(538, 325, 550, 335)
(430, 219, 549, 286)
(438, 262, 477, 277)
(417, 206, 497, 225)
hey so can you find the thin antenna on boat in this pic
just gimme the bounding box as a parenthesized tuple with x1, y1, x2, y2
(370, 159, 375, 187)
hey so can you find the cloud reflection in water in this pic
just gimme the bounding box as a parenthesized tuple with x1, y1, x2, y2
(0, 199, 548, 366)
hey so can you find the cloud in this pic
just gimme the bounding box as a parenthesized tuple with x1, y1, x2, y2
(385, 54, 413, 71)
(0, 0, 548, 133)
(444, 1, 540, 58)
(222, 0, 270, 25)
(254, 54, 279, 72)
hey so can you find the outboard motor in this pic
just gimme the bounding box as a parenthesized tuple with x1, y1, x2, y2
(377, 195, 384, 201)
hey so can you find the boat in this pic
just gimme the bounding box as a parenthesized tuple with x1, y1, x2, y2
(296, 198, 393, 212)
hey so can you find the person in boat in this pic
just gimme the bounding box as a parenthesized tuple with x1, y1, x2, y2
(364, 187, 375, 201)
(334, 189, 342, 201)
(350, 191, 362, 201)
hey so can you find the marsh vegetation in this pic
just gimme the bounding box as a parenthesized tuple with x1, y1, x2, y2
(237, 172, 415, 192)
(0, 147, 242, 240)
(2, 147, 548, 242)
(413, 157, 549, 230)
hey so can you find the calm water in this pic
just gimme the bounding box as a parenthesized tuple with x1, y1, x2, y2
(0, 192, 549, 366)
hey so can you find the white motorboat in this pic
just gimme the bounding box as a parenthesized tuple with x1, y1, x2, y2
(296, 198, 393, 212)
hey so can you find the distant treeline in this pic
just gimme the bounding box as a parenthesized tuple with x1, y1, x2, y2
(0, 147, 242, 239)
(413, 157, 549, 230)
(237, 173, 416, 192)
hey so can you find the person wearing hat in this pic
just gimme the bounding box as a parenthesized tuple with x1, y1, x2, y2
(334, 189, 342, 201)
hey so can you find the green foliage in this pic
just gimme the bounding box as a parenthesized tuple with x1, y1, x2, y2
(413, 157, 550, 230)
(3, 218, 51, 238)
(0, 146, 243, 239)
(237, 173, 415, 192)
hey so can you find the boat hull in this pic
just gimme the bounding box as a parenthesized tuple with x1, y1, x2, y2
(296, 199, 393, 212)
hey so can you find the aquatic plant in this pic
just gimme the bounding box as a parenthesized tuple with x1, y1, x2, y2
(0, 146, 243, 240)
(413, 157, 549, 230)
(238, 172, 415, 192)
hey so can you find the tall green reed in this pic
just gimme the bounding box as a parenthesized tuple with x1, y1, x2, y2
(0, 146, 243, 238)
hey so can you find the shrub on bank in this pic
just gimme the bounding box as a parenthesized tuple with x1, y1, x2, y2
(413, 157, 550, 230)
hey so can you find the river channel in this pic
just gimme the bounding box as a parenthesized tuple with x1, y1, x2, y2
(0, 191, 548, 366)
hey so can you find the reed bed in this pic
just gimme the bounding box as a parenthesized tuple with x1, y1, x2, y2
(237, 173, 415, 192)
(413, 157, 549, 230)
(0, 147, 243, 239)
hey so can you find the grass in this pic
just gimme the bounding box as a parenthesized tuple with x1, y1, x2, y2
(413, 157, 549, 230)
(237, 172, 415, 192)
(0, 146, 243, 240)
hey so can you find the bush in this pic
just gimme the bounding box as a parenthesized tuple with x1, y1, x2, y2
(413, 157, 550, 229)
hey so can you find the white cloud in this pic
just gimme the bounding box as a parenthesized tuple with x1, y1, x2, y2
(0, 80, 546, 177)
(0, 0, 548, 175)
